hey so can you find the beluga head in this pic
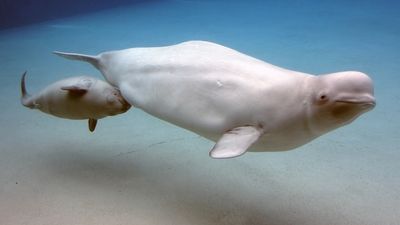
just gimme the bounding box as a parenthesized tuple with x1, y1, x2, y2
(307, 71, 375, 135)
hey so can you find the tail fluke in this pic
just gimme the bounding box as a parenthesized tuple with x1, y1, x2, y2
(53, 51, 100, 69)
(20, 71, 35, 109)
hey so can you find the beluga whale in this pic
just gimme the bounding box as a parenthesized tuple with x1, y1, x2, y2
(20, 72, 131, 131)
(54, 40, 375, 158)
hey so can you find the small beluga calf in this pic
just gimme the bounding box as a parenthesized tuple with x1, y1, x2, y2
(20, 72, 131, 132)
(54, 41, 375, 158)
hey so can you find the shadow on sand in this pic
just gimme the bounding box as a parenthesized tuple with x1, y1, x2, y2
(40, 141, 312, 225)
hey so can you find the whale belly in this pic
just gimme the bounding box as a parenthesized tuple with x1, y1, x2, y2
(119, 67, 264, 135)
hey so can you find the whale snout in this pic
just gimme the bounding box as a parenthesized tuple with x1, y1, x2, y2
(322, 70, 376, 110)
(118, 96, 132, 112)
(359, 95, 376, 110)
(336, 95, 376, 108)
(335, 96, 376, 114)
(105, 89, 132, 116)
(359, 98, 376, 111)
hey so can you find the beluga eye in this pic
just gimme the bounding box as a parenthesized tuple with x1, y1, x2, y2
(316, 92, 329, 104)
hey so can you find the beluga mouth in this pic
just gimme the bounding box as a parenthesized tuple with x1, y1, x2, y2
(335, 96, 376, 110)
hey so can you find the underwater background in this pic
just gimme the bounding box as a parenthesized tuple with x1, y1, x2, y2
(0, 0, 399, 224)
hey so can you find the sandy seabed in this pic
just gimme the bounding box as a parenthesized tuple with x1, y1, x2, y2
(0, 1, 399, 225)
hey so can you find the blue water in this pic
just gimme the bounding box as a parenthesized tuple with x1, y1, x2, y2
(0, 1, 399, 225)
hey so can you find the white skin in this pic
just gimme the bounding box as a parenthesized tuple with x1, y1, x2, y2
(54, 41, 375, 158)
(21, 72, 131, 131)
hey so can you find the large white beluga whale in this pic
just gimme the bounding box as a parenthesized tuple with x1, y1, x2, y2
(54, 40, 375, 158)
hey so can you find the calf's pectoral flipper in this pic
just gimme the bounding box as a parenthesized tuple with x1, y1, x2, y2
(60, 76, 95, 95)
(88, 118, 97, 132)
(61, 85, 88, 95)
(62, 83, 99, 132)
(210, 126, 263, 159)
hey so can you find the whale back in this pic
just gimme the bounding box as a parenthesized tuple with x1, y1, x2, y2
(96, 41, 310, 86)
